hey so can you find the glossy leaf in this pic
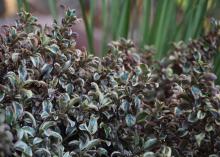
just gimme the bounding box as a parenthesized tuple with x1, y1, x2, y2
(195, 132, 205, 146)
(0, 92, 5, 102)
(18, 63, 28, 81)
(125, 114, 136, 127)
(143, 138, 157, 150)
(12, 101, 23, 119)
(88, 116, 98, 135)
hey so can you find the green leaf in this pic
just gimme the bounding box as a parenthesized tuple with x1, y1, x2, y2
(191, 86, 202, 100)
(66, 8, 76, 17)
(205, 123, 214, 132)
(174, 107, 182, 116)
(140, 0, 151, 46)
(97, 147, 108, 156)
(35, 148, 51, 156)
(48, 0, 58, 19)
(79, 123, 88, 132)
(33, 137, 43, 145)
(209, 154, 219, 157)
(0, 109, 5, 123)
(46, 44, 60, 55)
(18, 62, 28, 81)
(136, 111, 148, 123)
(6, 72, 18, 88)
(17, 128, 24, 140)
(65, 83, 74, 95)
(69, 96, 81, 107)
(120, 100, 130, 113)
(44, 129, 63, 143)
(62, 59, 72, 71)
(20, 88, 33, 99)
(40, 33, 50, 45)
(117, 0, 131, 38)
(5, 107, 14, 125)
(14, 141, 33, 157)
(63, 152, 71, 157)
(66, 118, 76, 135)
(100, 122, 111, 137)
(159, 146, 172, 157)
(80, 139, 100, 151)
(177, 128, 189, 137)
(143, 152, 155, 157)
(143, 138, 157, 150)
(195, 132, 205, 146)
(39, 121, 56, 132)
(197, 110, 206, 120)
(88, 116, 98, 134)
(30, 55, 40, 67)
(188, 112, 198, 123)
(0, 91, 5, 102)
(100, 0, 109, 55)
(120, 71, 129, 81)
(41, 100, 53, 119)
(12, 101, 23, 119)
(153, 0, 176, 59)
(125, 114, 136, 127)
(165, 68, 173, 78)
(23, 146, 33, 157)
(24, 111, 37, 128)
(14, 140, 28, 152)
(134, 96, 141, 110)
(41, 63, 53, 77)
(82, 101, 99, 111)
(11, 53, 20, 62)
(93, 73, 101, 81)
(193, 51, 202, 62)
(68, 140, 80, 147)
(111, 151, 122, 157)
(10, 26, 17, 38)
(22, 126, 36, 137)
(91, 82, 101, 92)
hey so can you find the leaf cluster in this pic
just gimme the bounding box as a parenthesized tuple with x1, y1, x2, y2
(0, 11, 220, 157)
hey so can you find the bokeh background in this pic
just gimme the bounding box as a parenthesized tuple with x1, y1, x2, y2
(0, 0, 220, 79)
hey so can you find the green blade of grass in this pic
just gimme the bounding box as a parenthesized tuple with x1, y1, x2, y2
(184, 0, 204, 41)
(17, 0, 23, 12)
(179, 0, 207, 42)
(183, 0, 195, 41)
(89, 0, 96, 34)
(174, 0, 192, 41)
(17, 0, 30, 12)
(152, 0, 168, 59)
(149, 0, 163, 45)
(163, 1, 177, 54)
(79, 0, 94, 54)
(192, 0, 208, 38)
(48, 0, 58, 20)
(117, 0, 131, 39)
(140, 0, 151, 47)
(154, 0, 176, 59)
(111, 0, 121, 40)
(101, 0, 109, 56)
(23, 0, 30, 12)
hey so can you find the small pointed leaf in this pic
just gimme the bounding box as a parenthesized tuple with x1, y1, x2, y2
(125, 114, 136, 127)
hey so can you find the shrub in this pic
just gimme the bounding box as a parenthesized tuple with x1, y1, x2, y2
(0, 10, 220, 157)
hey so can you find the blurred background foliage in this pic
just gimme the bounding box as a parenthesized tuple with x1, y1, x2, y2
(0, 0, 220, 81)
